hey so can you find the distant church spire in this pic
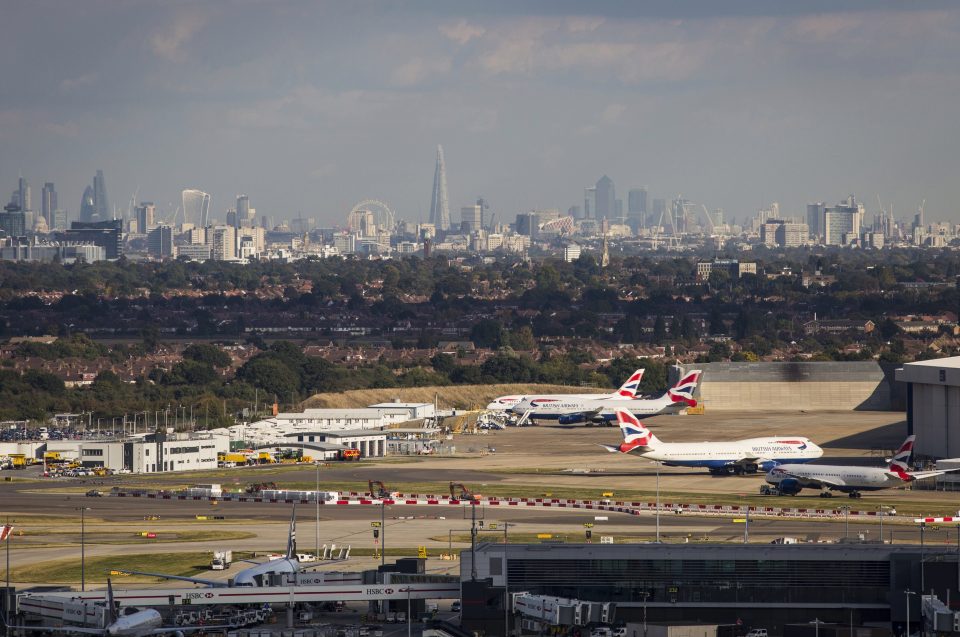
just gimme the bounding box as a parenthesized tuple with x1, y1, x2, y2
(429, 145, 450, 232)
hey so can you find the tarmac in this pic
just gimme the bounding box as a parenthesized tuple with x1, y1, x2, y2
(2, 409, 959, 589)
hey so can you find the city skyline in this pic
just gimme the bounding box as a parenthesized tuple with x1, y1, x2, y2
(3, 2, 960, 225)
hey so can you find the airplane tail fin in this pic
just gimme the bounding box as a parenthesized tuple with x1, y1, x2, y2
(286, 504, 297, 560)
(611, 369, 645, 398)
(614, 409, 658, 453)
(887, 435, 915, 480)
(666, 370, 702, 407)
(106, 578, 117, 625)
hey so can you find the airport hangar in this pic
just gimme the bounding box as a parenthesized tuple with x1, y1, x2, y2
(460, 542, 960, 636)
(897, 356, 960, 460)
(677, 361, 896, 412)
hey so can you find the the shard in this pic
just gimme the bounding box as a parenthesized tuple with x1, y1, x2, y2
(428, 145, 450, 232)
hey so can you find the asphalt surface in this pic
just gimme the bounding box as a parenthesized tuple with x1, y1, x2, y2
(3, 410, 959, 589)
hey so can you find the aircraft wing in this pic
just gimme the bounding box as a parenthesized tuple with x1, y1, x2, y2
(112, 570, 226, 587)
(902, 467, 960, 481)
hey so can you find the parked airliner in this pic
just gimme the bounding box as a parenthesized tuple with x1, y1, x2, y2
(600, 409, 822, 475)
(763, 435, 959, 498)
(511, 370, 702, 425)
(485, 369, 645, 411)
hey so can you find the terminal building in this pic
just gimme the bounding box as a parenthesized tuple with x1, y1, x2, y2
(43, 432, 228, 473)
(461, 542, 960, 636)
(897, 356, 960, 459)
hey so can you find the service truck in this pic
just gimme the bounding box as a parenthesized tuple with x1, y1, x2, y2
(211, 550, 233, 570)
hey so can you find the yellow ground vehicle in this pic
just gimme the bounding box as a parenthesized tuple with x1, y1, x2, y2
(9, 454, 27, 469)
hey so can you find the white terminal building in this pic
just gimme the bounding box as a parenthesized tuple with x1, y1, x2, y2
(42, 432, 228, 473)
(234, 403, 435, 446)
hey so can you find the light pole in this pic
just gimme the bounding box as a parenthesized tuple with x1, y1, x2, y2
(904, 589, 915, 637)
(315, 462, 320, 560)
(502, 522, 510, 637)
(381, 497, 386, 568)
(76, 507, 90, 591)
(655, 461, 661, 543)
(840, 505, 850, 539)
(919, 522, 925, 594)
(404, 587, 412, 637)
(879, 505, 892, 543)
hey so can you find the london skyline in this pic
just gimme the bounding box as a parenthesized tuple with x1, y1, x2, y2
(4, 1, 960, 226)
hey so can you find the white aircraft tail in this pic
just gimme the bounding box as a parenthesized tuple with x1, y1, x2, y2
(613, 409, 659, 453)
(285, 504, 297, 560)
(887, 435, 915, 480)
(665, 369, 702, 407)
(609, 369, 645, 399)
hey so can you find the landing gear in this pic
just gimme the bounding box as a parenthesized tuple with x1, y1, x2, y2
(743, 463, 759, 474)
(847, 492, 862, 499)
(819, 491, 834, 498)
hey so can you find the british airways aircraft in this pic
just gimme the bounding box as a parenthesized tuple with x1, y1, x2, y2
(600, 409, 823, 475)
(485, 369, 645, 412)
(510, 370, 702, 425)
(763, 435, 960, 498)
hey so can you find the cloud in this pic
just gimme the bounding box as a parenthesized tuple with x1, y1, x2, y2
(439, 19, 486, 45)
(566, 16, 604, 33)
(390, 56, 453, 87)
(150, 11, 208, 62)
(42, 121, 81, 137)
(600, 103, 625, 124)
(59, 73, 98, 92)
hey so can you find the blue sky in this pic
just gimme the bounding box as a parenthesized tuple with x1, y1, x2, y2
(3, 1, 959, 227)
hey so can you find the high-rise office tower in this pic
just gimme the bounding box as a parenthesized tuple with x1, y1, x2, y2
(823, 195, 864, 246)
(135, 202, 156, 234)
(595, 175, 615, 221)
(80, 186, 96, 222)
(41, 182, 56, 224)
(236, 195, 252, 227)
(806, 203, 825, 239)
(627, 188, 647, 228)
(428, 145, 450, 232)
(93, 170, 109, 221)
(584, 187, 596, 219)
(460, 204, 482, 234)
(15, 176, 31, 212)
(182, 189, 211, 227)
(147, 225, 174, 258)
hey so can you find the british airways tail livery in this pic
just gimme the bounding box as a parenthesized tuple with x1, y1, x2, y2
(600, 408, 822, 475)
(510, 369, 702, 425)
(763, 434, 960, 498)
(486, 369, 645, 412)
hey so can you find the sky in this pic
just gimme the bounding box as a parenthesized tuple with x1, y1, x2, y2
(3, 0, 960, 228)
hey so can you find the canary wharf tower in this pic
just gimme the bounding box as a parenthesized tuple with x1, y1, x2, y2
(429, 145, 450, 232)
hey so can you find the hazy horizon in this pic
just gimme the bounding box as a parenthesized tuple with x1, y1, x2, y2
(4, 1, 960, 227)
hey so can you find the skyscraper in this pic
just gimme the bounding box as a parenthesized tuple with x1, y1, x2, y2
(236, 195, 252, 228)
(428, 145, 450, 232)
(595, 175, 615, 221)
(15, 176, 31, 212)
(182, 189, 211, 227)
(460, 204, 482, 233)
(135, 202, 156, 234)
(41, 182, 57, 224)
(93, 170, 109, 221)
(80, 186, 96, 222)
(628, 188, 647, 228)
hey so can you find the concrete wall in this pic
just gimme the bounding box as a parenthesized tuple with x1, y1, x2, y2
(678, 362, 892, 411)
